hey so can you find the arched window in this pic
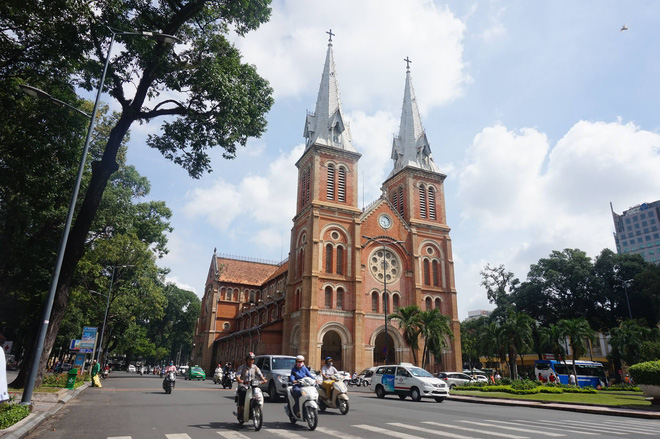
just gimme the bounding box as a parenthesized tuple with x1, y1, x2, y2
(325, 286, 332, 309)
(298, 248, 305, 279)
(325, 244, 333, 273)
(249, 290, 255, 303)
(435, 298, 441, 311)
(338, 166, 346, 202)
(337, 288, 344, 310)
(300, 169, 311, 206)
(419, 184, 427, 219)
(371, 292, 379, 312)
(432, 260, 439, 287)
(382, 292, 389, 315)
(226, 288, 232, 301)
(428, 186, 436, 220)
(336, 246, 344, 275)
(392, 189, 398, 211)
(423, 259, 431, 285)
(327, 164, 335, 200)
(294, 290, 300, 311)
(393, 293, 400, 310)
(425, 297, 432, 310)
(398, 186, 404, 215)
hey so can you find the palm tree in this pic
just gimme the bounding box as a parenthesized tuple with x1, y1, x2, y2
(418, 308, 454, 369)
(558, 318, 595, 387)
(480, 321, 507, 373)
(539, 323, 566, 365)
(609, 320, 650, 367)
(388, 305, 422, 365)
(501, 310, 533, 379)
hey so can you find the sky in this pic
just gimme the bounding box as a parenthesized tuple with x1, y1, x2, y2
(122, 0, 660, 319)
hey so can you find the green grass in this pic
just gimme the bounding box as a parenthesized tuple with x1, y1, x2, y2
(452, 389, 653, 408)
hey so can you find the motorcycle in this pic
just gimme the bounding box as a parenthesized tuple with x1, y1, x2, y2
(284, 377, 319, 431)
(213, 369, 222, 384)
(102, 369, 109, 380)
(163, 370, 176, 394)
(222, 370, 235, 389)
(235, 380, 264, 431)
(318, 373, 349, 414)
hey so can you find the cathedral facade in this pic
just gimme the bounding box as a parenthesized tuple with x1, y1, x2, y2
(193, 37, 461, 375)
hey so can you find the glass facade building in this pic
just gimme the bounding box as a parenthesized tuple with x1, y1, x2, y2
(611, 200, 660, 264)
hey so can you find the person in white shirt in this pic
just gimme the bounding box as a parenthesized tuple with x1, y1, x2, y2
(0, 347, 9, 402)
(321, 356, 338, 399)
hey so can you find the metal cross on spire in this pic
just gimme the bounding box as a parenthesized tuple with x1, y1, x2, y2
(404, 56, 412, 71)
(326, 29, 335, 42)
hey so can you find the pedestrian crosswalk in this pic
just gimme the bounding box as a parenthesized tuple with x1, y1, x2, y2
(107, 417, 660, 439)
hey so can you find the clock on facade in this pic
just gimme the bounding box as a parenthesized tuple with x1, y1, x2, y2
(378, 214, 392, 229)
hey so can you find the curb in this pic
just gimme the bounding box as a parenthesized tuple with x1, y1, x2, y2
(449, 394, 660, 420)
(0, 383, 90, 439)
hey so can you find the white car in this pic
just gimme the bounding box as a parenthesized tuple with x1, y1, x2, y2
(436, 372, 474, 388)
(128, 364, 136, 373)
(370, 363, 449, 402)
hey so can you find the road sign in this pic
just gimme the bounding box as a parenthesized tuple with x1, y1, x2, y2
(79, 348, 93, 354)
(70, 339, 81, 351)
(81, 327, 97, 349)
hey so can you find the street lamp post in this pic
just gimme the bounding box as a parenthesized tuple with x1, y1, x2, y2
(20, 28, 180, 405)
(622, 279, 633, 320)
(363, 235, 405, 365)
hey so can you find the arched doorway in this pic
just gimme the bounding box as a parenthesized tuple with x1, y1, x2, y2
(321, 330, 343, 371)
(373, 331, 395, 365)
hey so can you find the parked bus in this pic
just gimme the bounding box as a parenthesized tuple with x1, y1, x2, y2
(534, 360, 607, 387)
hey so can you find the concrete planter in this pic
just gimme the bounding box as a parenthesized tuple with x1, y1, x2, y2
(8, 388, 69, 403)
(638, 384, 660, 405)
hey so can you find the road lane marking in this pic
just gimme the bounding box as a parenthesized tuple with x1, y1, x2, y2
(461, 420, 564, 437)
(601, 419, 660, 433)
(165, 435, 192, 439)
(423, 421, 529, 439)
(546, 419, 657, 435)
(354, 424, 424, 438)
(389, 422, 479, 438)
(542, 419, 628, 435)
(268, 429, 307, 438)
(315, 426, 363, 439)
(108, 437, 132, 439)
(510, 419, 599, 435)
(216, 432, 252, 439)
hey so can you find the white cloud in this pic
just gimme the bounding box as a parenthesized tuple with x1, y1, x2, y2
(165, 275, 198, 295)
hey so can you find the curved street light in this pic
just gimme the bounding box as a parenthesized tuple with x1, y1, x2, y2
(20, 28, 180, 406)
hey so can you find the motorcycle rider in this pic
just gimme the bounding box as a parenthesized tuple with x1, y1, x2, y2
(289, 354, 315, 417)
(321, 356, 338, 399)
(234, 353, 266, 420)
(163, 361, 177, 387)
(214, 363, 223, 376)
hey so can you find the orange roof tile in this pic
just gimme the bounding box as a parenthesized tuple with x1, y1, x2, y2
(263, 260, 289, 284)
(216, 257, 279, 285)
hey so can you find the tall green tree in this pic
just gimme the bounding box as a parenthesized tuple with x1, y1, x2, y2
(418, 309, 453, 370)
(558, 318, 595, 386)
(499, 310, 533, 379)
(608, 320, 650, 367)
(388, 305, 421, 366)
(480, 322, 507, 373)
(2, 0, 274, 388)
(538, 323, 566, 365)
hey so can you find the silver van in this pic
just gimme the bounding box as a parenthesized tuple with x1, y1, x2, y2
(254, 355, 297, 402)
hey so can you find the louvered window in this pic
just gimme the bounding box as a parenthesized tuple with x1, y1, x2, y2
(326, 244, 333, 273)
(372, 292, 379, 312)
(419, 185, 427, 218)
(325, 286, 332, 309)
(305, 169, 311, 205)
(392, 190, 398, 210)
(423, 259, 430, 285)
(432, 260, 439, 286)
(338, 166, 346, 202)
(428, 186, 436, 220)
(398, 186, 404, 215)
(337, 288, 344, 309)
(382, 292, 389, 314)
(327, 164, 335, 200)
(336, 246, 344, 275)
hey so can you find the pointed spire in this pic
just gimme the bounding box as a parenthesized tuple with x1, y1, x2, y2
(303, 31, 355, 152)
(390, 58, 439, 177)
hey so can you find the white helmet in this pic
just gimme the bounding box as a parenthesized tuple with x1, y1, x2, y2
(295, 355, 305, 362)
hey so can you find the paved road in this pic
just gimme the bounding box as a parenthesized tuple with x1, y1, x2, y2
(25, 373, 660, 439)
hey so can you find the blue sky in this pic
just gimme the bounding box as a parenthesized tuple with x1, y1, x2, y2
(121, 0, 660, 319)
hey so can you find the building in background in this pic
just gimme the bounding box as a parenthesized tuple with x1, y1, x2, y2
(194, 35, 461, 375)
(611, 200, 660, 263)
(465, 310, 492, 321)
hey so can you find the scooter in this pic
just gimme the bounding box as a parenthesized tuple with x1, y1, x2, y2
(235, 380, 264, 431)
(318, 373, 349, 414)
(213, 369, 222, 384)
(284, 377, 319, 430)
(102, 369, 109, 380)
(163, 370, 176, 394)
(222, 370, 235, 389)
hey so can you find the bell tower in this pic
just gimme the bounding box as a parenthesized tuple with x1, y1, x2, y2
(285, 31, 362, 369)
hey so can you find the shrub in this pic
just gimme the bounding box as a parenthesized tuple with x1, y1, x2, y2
(538, 386, 563, 394)
(562, 386, 598, 394)
(629, 360, 660, 386)
(510, 380, 538, 391)
(603, 383, 641, 392)
(499, 377, 512, 385)
(0, 402, 31, 429)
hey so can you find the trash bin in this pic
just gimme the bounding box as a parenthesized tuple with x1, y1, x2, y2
(66, 368, 78, 389)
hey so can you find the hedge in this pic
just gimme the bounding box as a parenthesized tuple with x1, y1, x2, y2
(454, 382, 597, 395)
(0, 402, 30, 429)
(629, 360, 660, 386)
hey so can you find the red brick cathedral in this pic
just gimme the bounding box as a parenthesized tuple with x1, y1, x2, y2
(193, 37, 461, 375)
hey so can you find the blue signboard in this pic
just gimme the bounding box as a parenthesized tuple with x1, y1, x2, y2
(81, 327, 97, 349)
(69, 339, 81, 351)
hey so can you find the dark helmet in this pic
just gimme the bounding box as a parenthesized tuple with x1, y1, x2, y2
(325, 356, 332, 363)
(246, 352, 255, 360)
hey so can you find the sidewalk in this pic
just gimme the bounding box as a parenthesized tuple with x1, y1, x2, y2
(0, 382, 90, 439)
